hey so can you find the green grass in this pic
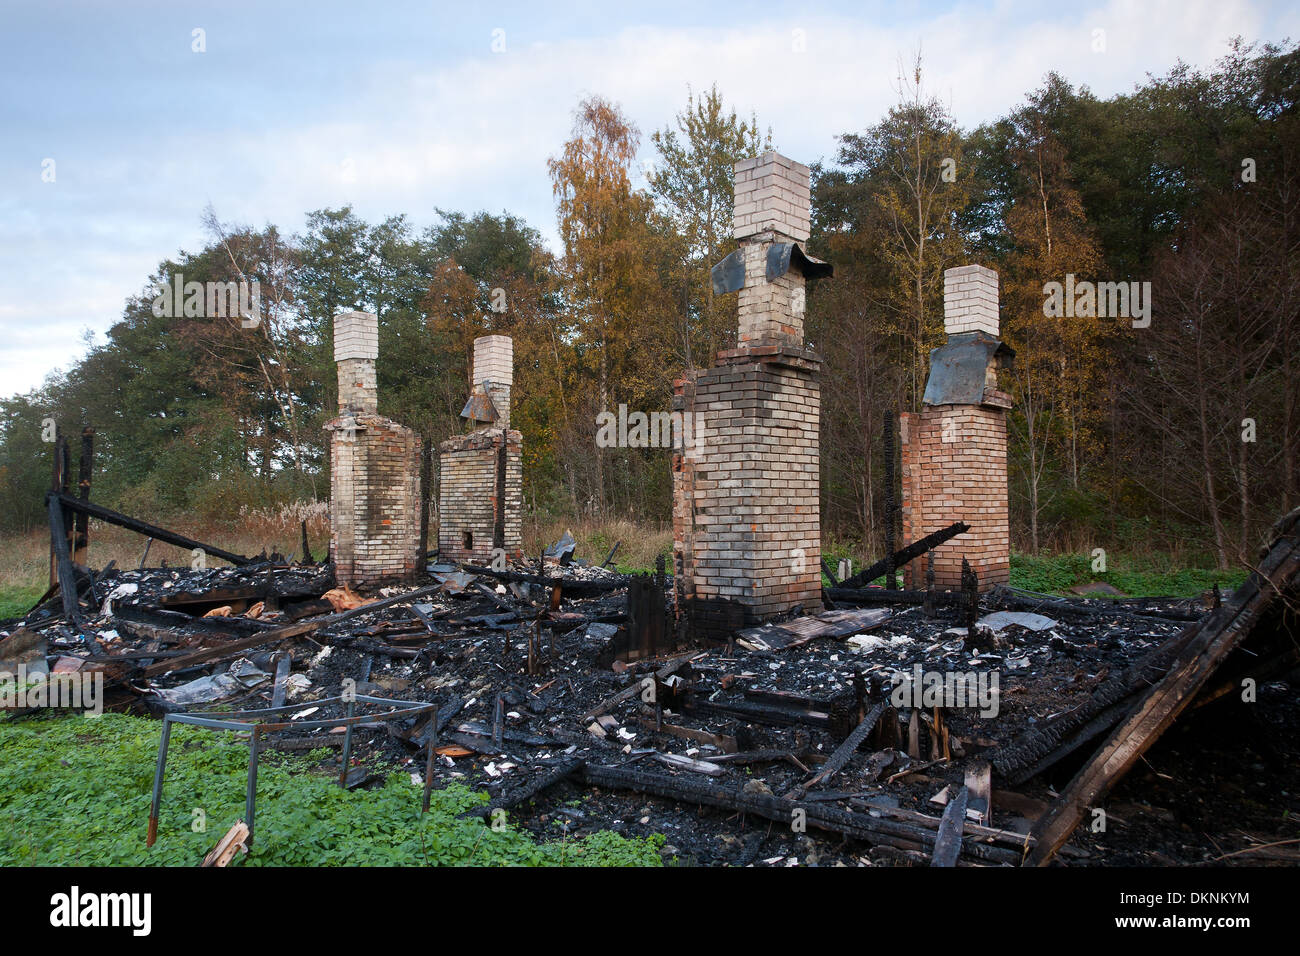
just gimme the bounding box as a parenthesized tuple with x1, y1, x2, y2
(1008, 552, 1248, 598)
(816, 549, 1247, 598)
(0, 712, 662, 867)
(0, 584, 43, 621)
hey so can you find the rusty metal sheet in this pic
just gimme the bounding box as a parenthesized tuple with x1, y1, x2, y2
(460, 387, 499, 423)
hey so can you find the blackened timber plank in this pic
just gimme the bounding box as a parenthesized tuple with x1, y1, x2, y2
(579, 763, 1018, 865)
(931, 785, 970, 867)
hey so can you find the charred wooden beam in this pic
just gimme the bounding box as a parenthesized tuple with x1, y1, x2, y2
(820, 557, 840, 587)
(462, 563, 630, 596)
(419, 438, 432, 567)
(823, 587, 961, 605)
(883, 408, 897, 590)
(686, 695, 834, 731)
(988, 585, 1203, 623)
(141, 583, 445, 678)
(53, 493, 254, 567)
(838, 522, 970, 590)
(789, 701, 886, 798)
(579, 762, 1018, 865)
(990, 623, 1202, 783)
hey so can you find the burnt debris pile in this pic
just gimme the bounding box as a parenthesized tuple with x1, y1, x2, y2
(6, 490, 1298, 866)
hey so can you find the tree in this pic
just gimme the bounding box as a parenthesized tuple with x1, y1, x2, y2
(548, 96, 677, 516)
(996, 78, 1105, 552)
(835, 54, 973, 410)
(650, 84, 770, 367)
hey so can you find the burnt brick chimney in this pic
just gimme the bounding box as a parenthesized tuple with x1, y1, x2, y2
(326, 310, 422, 586)
(672, 151, 831, 639)
(437, 334, 523, 564)
(900, 266, 1015, 590)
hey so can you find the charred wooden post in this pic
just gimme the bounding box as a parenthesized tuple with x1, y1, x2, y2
(923, 550, 936, 617)
(73, 427, 94, 566)
(600, 540, 622, 569)
(48, 429, 68, 587)
(47, 492, 82, 627)
(883, 407, 897, 590)
(626, 565, 668, 660)
(962, 558, 979, 637)
(419, 437, 432, 565)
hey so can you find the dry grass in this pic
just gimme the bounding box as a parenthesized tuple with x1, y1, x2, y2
(0, 506, 674, 608)
(522, 515, 673, 572)
(0, 512, 333, 600)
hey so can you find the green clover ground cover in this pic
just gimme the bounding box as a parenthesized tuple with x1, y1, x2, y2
(0, 712, 661, 867)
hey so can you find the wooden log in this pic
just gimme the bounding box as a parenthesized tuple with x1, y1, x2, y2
(580, 762, 1018, 865)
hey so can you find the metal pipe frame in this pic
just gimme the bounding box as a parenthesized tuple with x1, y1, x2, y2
(146, 694, 440, 850)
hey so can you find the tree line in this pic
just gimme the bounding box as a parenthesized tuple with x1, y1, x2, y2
(1, 38, 1295, 568)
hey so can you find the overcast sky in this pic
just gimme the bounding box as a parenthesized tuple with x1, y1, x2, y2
(2, 0, 1296, 399)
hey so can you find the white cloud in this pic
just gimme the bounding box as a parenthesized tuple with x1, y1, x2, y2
(1, 0, 1293, 397)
